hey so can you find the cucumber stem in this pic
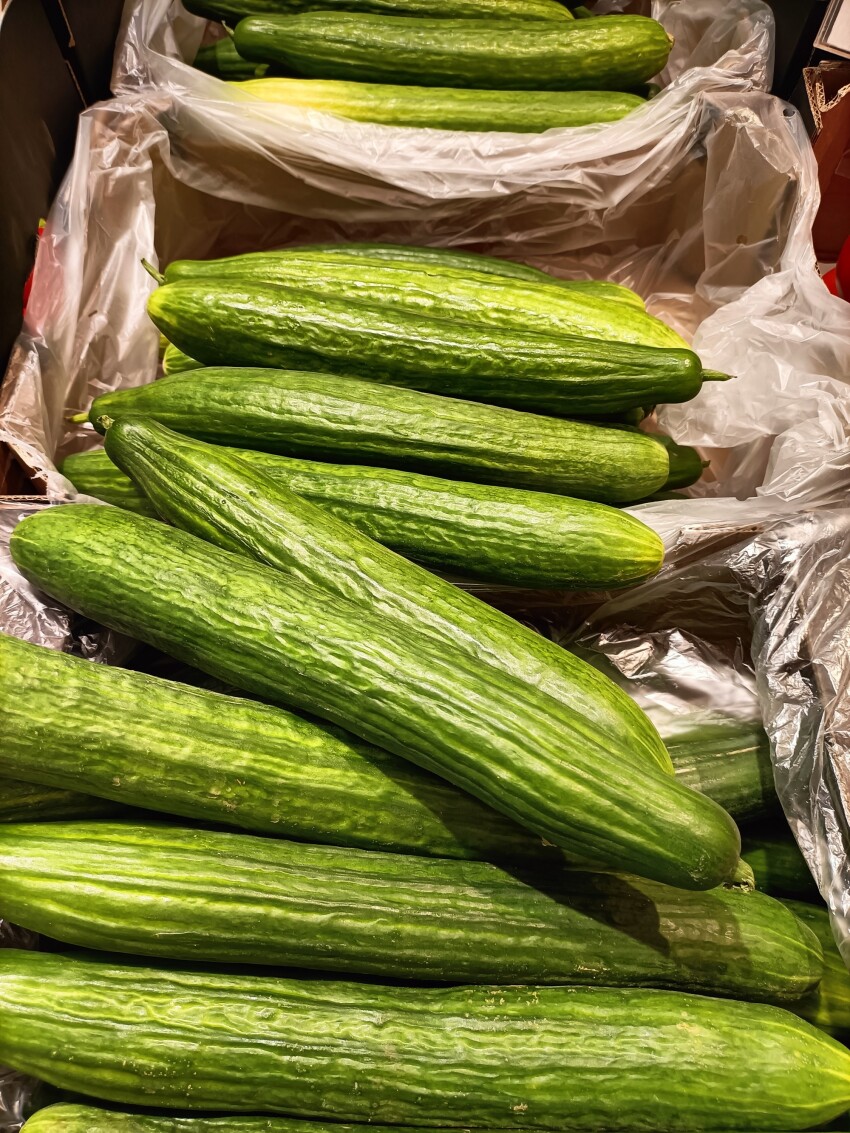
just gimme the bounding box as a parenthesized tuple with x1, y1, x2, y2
(141, 259, 166, 285)
(70, 412, 89, 424)
(703, 370, 734, 382)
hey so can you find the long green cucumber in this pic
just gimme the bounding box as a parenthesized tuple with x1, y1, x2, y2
(11, 506, 740, 889)
(3, 951, 850, 1128)
(81, 368, 671, 503)
(0, 631, 556, 863)
(189, 241, 644, 307)
(83, 407, 671, 769)
(162, 341, 202, 375)
(234, 14, 673, 92)
(241, 76, 642, 131)
(665, 717, 779, 824)
(22, 1113, 850, 1133)
(784, 900, 850, 1036)
(186, 0, 572, 24)
(193, 39, 269, 80)
(158, 250, 685, 350)
(145, 281, 704, 416)
(61, 445, 663, 589)
(0, 776, 123, 823)
(103, 418, 667, 777)
(0, 820, 823, 1000)
(743, 823, 821, 901)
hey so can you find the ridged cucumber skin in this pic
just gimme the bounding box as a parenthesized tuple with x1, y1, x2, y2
(85, 368, 671, 504)
(146, 281, 703, 417)
(61, 446, 664, 590)
(27, 1114, 850, 1133)
(4, 952, 850, 1129)
(160, 250, 685, 350)
(84, 409, 671, 774)
(0, 820, 823, 1001)
(170, 241, 645, 308)
(0, 776, 123, 824)
(234, 14, 673, 92)
(193, 39, 269, 80)
(666, 718, 779, 824)
(784, 900, 850, 1036)
(186, 0, 571, 23)
(11, 506, 740, 890)
(0, 632, 552, 864)
(743, 825, 820, 901)
(162, 342, 201, 375)
(104, 418, 667, 773)
(239, 78, 642, 132)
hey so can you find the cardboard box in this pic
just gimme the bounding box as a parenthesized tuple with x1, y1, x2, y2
(806, 60, 850, 260)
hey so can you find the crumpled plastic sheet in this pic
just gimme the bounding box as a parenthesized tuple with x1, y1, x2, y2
(1, 0, 850, 1121)
(573, 507, 850, 964)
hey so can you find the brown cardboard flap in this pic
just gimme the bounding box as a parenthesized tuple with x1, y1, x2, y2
(806, 62, 850, 261)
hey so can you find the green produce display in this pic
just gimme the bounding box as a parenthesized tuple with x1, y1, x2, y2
(10, 506, 741, 889)
(0, 631, 550, 863)
(144, 280, 704, 416)
(666, 717, 778, 823)
(187, 0, 573, 23)
(3, 950, 849, 1128)
(174, 241, 644, 307)
(80, 368, 671, 503)
(743, 823, 821, 901)
(104, 417, 667, 770)
(155, 249, 686, 349)
(61, 445, 663, 589)
(0, 820, 822, 999)
(784, 900, 850, 1037)
(234, 14, 673, 92)
(193, 39, 269, 80)
(238, 78, 644, 132)
(162, 342, 201, 375)
(0, 776, 123, 824)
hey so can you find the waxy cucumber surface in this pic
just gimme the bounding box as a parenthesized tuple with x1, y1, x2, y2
(11, 506, 739, 889)
(3, 951, 849, 1129)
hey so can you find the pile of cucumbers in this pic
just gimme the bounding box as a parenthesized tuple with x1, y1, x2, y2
(188, 0, 671, 132)
(3, 241, 849, 1131)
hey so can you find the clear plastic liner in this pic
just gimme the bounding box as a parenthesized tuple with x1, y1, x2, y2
(1, 1, 850, 1120)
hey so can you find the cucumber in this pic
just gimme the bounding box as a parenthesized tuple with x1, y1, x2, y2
(61, 445, 663, 589)
(24, 1109, 850, 1133)
(0, 820, 823, 1001)
(234, 13, 673, 91)
(81, 368, 671, 503)
(784, 900, 850, 1037)
(191, 241, 644, 307)
(159, 249, 686, 350)
(193, 39, 269, 80)
(11, 506, 741, 890)
(145, 280, 704, 416)
(102, 419, 666, 768)
(3, 951, 849, 1128)
(0, 631, 552, 863)
(651, 433, 709, 490)
(0, 776, 123, 823)
(186, 0, 572, 24)
(665, 717, 779, 824)
(743, 823, 821, 901)
(238, 77, 642, 132)
(162, 342, 201, 375)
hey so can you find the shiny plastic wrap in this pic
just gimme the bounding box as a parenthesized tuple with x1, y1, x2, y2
(1, 2, 850, 1121)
